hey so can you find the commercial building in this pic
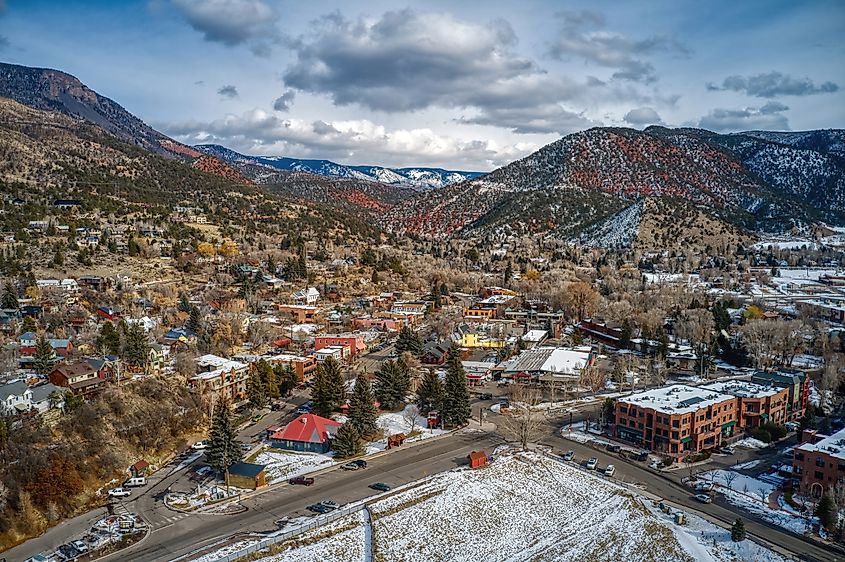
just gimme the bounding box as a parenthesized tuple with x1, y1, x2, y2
(187, 354, 249, 403)
(500, 346, 592, 384)
(793, 428, 845, 498)
(615, 385, 738, 461)
(701, 380, 790, 428)
(750, 370, 810, 421)
(314, 334, 367, 357)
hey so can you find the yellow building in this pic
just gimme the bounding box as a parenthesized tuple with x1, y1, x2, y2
(461, 332, 506, 349)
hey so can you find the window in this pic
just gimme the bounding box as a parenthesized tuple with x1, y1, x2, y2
(672, 419, 680, 428)
(816, 457, 825, 468)
(671, 431, 679, 439)
(815, 471, 824, 479)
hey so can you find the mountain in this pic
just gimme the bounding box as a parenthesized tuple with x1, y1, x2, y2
(195, 144, 483, 189)
(382, 126, 845, 241)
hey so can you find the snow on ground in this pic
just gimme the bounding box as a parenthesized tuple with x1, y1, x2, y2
(254, 449, 336, 482)
(212, 453, 785, 562)
(701, 470, 808, 534)
(734, 437, 769, 449)
(366, 452, 784, 562)
(363, 405, 447, 454)
(733, 459, 762, 470)
(771, 268, 838, 287)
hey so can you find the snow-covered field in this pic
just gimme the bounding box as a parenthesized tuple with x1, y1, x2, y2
(207, 453, 785, 562)
(254, 449, 336, 482)
(364, 405, 447, 454)
(701, 470, 809, 534)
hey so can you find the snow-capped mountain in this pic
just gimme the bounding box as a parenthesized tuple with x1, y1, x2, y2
(194, 144, 482, 189)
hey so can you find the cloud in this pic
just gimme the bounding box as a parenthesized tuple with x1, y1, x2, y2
(281, 9, 599, 135)
(623, 107, 663, 126)
(548, 10, 689, 84)
(170, 0, 278, 47)
(706, 71, 839, 98)
(273, 89, 296, 112)
(194, 80, 205, 86)
(698, 101, 790, 132)
(158, 109, 537, 169)
(217, 84, 239, 98)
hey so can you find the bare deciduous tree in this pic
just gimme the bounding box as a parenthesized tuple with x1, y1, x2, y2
(500, 385, 546, 450)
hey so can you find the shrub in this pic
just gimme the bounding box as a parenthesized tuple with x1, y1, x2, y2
(751, 428, 772, 443)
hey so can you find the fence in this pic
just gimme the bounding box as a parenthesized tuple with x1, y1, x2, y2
(187, 503, 366, 562)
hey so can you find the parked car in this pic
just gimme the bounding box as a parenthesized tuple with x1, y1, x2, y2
(289, 475, 315, 486)
(606, 444, 621, 453)
(693, 493, 713, 504)
(270, 403, 283, 411)
(123, 476, 147, 487)
(295, 402, 313, 414)
(718, 446, 735, 455)
(353, 459, 367, 468)
(251, 413, 263, 423)
(191, 440, 209, 450)
(320, 500, 339, 509)
(239, 442, 252, 451)
(56, 543, 80, 561)
(561, 450, 575, 461)
(604, 464, 616, 477)
(695, 481, 714, 492)
(341, 462, 361, 471)
(477, 393, 493, 400)
(369, 482, 391, 492)
(71, 540, 89, 554)
(108, 487, 131, 498)
(307, 503, 332, 514)
(586, 458, 598, 470)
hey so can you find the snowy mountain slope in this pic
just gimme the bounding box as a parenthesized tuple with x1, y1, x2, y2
(194, 144, 482, 189)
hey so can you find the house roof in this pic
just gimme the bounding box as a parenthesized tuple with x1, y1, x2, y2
(19, 331, 37, 341)
(131, 460, 150, 472)
(30, 383, 61, 403)
(228, 462, 266, 478)
(271, 413, 342, 444)
(52, 362, 96, 379)
(0, 380, 28, 400)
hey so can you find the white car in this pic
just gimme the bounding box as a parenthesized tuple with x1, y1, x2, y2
(585, 458, 598, 470)
(71, 540, 89, 553)
(108, 487, 131, 498)
(604, 464, 616, 477)
(191, 440, 209, 450)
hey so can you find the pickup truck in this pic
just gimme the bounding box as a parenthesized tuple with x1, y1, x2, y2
(289, 475, 315, 486)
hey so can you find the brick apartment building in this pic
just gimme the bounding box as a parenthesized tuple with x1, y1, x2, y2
(265, 353, 318, 382)
(615, 385, 738, 461)
(701, 380, 790, 428)
(314, 334, 367, 357)
(793, 428, 845, 498)
(750, 369, 810, 421)
(187, 354, 249, 403)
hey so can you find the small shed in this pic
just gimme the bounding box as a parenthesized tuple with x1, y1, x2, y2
(387, 433, 406, 449)
(226, 462, 267, 490)
(129, 460, 150, 477)
(467, 450, 489, 469)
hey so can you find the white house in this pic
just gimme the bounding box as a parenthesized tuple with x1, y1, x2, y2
(293, 287, 320, 305)
(0, 381, 32, 415)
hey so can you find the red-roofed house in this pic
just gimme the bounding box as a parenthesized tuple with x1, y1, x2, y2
(314, 334, 367, 358)
(269, 413, 342, 454)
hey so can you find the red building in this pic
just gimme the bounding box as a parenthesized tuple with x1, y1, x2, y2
(314, 334, 367, 357)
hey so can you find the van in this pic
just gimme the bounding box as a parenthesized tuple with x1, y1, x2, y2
(124, 476, 147, 487)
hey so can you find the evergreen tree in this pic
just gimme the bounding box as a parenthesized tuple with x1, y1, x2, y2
(371, 269, 380, 284)
(620, 318, 632, 349)
(349, 373, 379, 437)
(247, 368, 267, 408)
(816, 491, 836, 531)
(206, 398, 242, 473)
(730, 518, 746, 542)
(1, 282, 18, 310)
(128, 236, 140, 256)
(188, 305, 203, 334)
(311, 357, 346, 417)
(123, 322, 150, 368)
(96, 321, 121, 355)
(254, 360, 278, 400)
(20, 315, 37, 335)
(178, 292, 191, 313)
(274, 364, 299, 397)
(416, 369, 444, 415)
(33, 336, 55, 375)
(374, 359, 410, 410)
(332, 422, 363, 458)
(52, 246, 64, 266)
(266, 255, 277, 276)
(441, 346, 471, 427)
(503, 261, 513, 286)
(395, 325, 423, 356)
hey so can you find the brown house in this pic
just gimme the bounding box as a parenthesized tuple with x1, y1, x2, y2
(48, 362, 105, 396)
(225, 462, 267, 490)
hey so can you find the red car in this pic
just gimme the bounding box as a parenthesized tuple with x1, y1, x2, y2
(289, 475, 315, 486)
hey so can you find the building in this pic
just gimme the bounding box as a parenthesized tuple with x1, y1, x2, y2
(701, 380, 789, 428)
(269, 413, 342, 453)
(292, 287, 320, 305)
(225, 462, 267, 490)
(796, 299, 845, 325)
(315, 345, 348, 362)
(314, 334, 367, 357)
(500, 346, 592, 384)
(751, 370, 810, 421)
(0, 381, 31, 415)
(390, 301, 427, 317)
(49, 362, 105, 396)
(793, 427, 845, 497)
(521, 329, 548, 349)
(187, 355, 249, 403)
(615, 385, 738, 461)
(278, 304, 318, 323)
(266, 353, 317, 381)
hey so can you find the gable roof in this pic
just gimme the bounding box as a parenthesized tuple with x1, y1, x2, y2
(228, 462, 266, 478)
(270, 413, 342, 444)
(0, 380, 29, 400)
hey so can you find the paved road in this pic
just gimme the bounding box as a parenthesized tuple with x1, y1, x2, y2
(105, 430, 503, 562)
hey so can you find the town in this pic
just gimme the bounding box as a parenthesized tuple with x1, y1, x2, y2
(2, 196, 845, 561)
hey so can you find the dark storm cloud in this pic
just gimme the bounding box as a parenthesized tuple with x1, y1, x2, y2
(707, 71, 839, 98)
(217, 84, 239, 98)
(273, 89, 296, 112)
(281, 9, 599, 135)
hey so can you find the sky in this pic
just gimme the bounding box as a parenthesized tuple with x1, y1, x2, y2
(1, 0, 844, 171)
